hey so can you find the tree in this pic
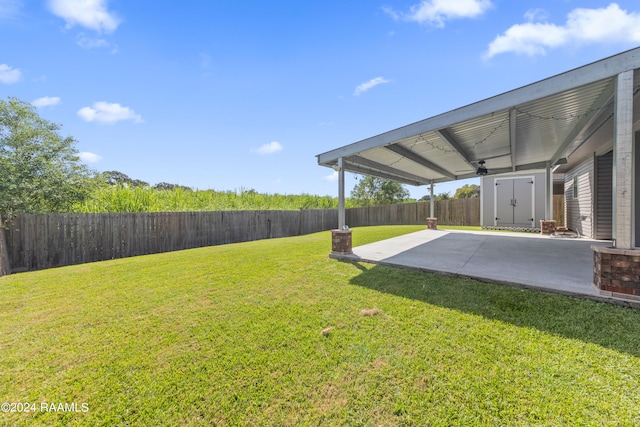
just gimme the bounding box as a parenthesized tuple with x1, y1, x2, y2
(350, 176, 410, 207)
(153, 182, 192, 191)
(0, 97, 94, 221)
(453, 184, 479, 199)
(102, 170, 149, 187)
(434, 192, 451, 201)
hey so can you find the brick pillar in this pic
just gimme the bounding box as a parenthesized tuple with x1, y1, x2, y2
(426, 218, 438, 230)
(592, 245, 640, 299)
(540, 220, 556, 235)
(331, 229, 352, 255)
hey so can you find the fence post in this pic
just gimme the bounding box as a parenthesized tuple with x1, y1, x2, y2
(0, 215, 11, 276)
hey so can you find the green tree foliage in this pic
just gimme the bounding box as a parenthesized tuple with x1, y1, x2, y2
(153, 182, 193, 191)
(454, 184, 480, 199)
(421, 184, 479, 202)
(434, 192, 451, 201)
(0, 97, 94, 221)
(102, 170, 149, 187)
(419, 193, 448, 202)
(350, 176, 410, 207)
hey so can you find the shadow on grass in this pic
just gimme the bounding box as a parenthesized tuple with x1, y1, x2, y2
(348, 262, 640, 357)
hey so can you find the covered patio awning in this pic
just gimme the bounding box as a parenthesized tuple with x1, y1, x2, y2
(317, 48, 640, 186)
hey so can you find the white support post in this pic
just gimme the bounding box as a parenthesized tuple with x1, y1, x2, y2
(429, 181, 435, 218)
(613, 70, 634, 249)
(545, 162, 553, 220)
(510, 108, 517, 172)
(479, 177, 484, 227)
(338, 157, 345, 230)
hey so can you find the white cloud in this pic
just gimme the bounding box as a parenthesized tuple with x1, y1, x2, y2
(354, 77, 390, 96)
(0, 63, 21, 84)
(566, 3, 640, 43)
(386, 0, 492, 27)
(485, 3, 640, 59)
(77, 101, 143, 124)
(32, 96, 61, 108)
(524, 8, 548, 22)
(76, 34, 108, 48)
(485, 22, 567, 58)
(76, 34, 119, 53)
(252, 141, 283, 155)
(78, 151, 102, 163)
(324, 171, 339, 182)
(48, 0, 120, 33)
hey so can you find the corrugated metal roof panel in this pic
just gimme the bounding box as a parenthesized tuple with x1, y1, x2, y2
(515, 78, 615, 164)
(318, 49, 640, 186)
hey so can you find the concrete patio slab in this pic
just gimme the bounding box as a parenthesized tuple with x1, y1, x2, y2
(336, 229, 638, 307)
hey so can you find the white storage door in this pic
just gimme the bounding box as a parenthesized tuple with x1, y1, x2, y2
(495, 179, 514, 226)
(494, 177, 534, 227)
(513, 178, 534, 226)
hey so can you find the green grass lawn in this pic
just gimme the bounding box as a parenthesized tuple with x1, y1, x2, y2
(1, 225, 640, 426)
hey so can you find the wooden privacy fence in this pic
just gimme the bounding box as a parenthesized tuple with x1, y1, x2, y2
(345, 198, 480, 227)
(434, 198, 480, 226)
(346, 203, 431, 227)
(2, 198, 481, 273)
(4, 209, 338, 273)
(553, 194, 565, 226)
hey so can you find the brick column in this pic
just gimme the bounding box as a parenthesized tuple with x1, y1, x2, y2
(331, 229, 352, 255)
(426, 218, 438, 230)
(540, 220, 556, 235)
(593, 245, 640, 299)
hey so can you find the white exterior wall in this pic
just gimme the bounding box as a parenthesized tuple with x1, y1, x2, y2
(636, 131, 640, 247)
(594, 151, 613, 240)
(564, 157, 594, 238)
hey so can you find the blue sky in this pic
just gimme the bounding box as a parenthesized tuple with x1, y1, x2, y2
(2, 1, 640, 199)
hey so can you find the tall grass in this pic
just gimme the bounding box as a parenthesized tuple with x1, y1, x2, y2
(72, 185, 348, 212)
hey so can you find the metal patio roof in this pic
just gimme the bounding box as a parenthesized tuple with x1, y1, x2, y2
(317, 47, 640, 186)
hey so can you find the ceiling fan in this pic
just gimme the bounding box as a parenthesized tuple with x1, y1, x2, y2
(475, 160, 488, 176)
(454, 160, 488, 175)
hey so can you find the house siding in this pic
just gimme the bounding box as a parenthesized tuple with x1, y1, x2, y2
(636, 131, 640, 247)
(565, 157, 594, 238)
(594, 151, 613, 240)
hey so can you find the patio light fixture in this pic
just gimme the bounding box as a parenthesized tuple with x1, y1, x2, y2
(476, 160, 488, 176)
